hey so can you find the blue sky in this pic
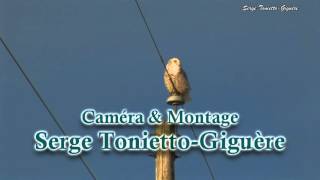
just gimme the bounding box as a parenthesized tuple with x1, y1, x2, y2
(1, 0, 320, 179)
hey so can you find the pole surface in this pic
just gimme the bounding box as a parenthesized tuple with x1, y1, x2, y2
(156, 95, 183, 180)
(155, 122, 175, 180)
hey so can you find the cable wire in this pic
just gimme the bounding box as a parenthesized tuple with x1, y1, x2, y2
(133, 0, 178, 93)
(0, 36, 98, 180)
(191, 126, 216, 180)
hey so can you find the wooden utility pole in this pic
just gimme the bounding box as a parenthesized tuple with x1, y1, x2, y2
(155, 123, 176, 180)
(155, 95, 184, 180)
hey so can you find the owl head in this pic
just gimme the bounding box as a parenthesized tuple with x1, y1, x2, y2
(168, 57, 181, 67)
(166, 57, 182, 74)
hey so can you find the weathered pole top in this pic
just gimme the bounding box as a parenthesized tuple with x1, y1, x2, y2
(166, 95, 185, 106)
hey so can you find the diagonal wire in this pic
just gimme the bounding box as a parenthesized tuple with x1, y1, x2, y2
(191, 126, 216, 180)
(133, 1, 217, 180)
(133, 0, 178, 93)
(0, 36, 98, 180)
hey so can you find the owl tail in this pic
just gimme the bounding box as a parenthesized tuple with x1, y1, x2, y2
(183, 93, 191, 103)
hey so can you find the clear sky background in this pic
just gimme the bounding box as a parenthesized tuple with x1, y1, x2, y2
(1, 0, 320, 179)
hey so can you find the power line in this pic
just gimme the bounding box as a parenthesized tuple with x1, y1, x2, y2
(0, 36, 98, 180)
(191, 126, 216, 180)
(133, 0, 178, 93)
(133, 1, 217, 180)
